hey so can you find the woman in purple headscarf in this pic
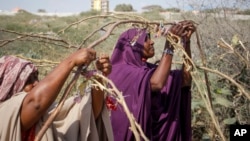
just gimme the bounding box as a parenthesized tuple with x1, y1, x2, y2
(108, 21, 195, 141)
(0, 48, 114, 141)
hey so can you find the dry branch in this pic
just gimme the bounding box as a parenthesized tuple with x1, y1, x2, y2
(0, 35, 27, 47)
(195, 30, 214, 109)
(198, 66, 250, 100)
(58, 15, 128, 34)
(0, 29, 72, 47)
(79, 21, 115, 47)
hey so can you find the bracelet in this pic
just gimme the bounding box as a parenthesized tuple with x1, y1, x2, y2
(163, 48, 174, 56)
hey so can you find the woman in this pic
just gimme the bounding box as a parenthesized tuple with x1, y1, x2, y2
(108, 21, 195, 141)
(0, 48, 114, 141)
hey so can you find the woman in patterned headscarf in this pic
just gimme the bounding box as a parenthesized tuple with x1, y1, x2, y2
(108, 21, 195, 141)
(0, 48, 114, 141)
(0, 56, 38, 102)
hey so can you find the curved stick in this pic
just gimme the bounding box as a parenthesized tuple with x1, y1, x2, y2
(195, 30, 213, 108)
(35, 67, 81, 141)
(198, 66, 250, 100)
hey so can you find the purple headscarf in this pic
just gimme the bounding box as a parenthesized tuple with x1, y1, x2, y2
(108, 28, 191, 141)
(0, 56, 38, 102)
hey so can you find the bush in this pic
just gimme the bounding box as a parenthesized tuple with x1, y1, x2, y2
(114, 4, 134, 12)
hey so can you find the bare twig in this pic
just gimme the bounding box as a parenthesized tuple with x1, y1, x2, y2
(16, 55, 59, 64)
(191, 71, 227, 141)
(79, 21, 115, 47)
(58, 15, 128, 34)
(198, 66, 250, 100)
(0, 35, 27, 47)
(195, 30, 214, 108)
(0, 29, 71, 47)
(219, 38, 250, 67)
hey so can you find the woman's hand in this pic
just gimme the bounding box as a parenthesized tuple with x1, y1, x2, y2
(92, 54, 111, 119)
(69, 48, 97, 67)
(179, 20, 196, 41)
(168, 23, 186, 37)
(95, 54, 112, 76)
(166, 20, 196, 43)
(165, 22, 187, 44)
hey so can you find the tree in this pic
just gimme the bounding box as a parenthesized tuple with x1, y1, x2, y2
(37, 9, 46, 13)
(237, 9, 250, 15)
(142, 5, 163, 12)
(165, 8, 181, 12)
(114, 4, 134, 12)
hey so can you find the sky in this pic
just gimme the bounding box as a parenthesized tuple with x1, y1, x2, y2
(0, 0, 188, 13)
(1, 0, 246, 13)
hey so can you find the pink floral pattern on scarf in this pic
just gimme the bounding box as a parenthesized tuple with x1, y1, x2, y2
(0, 56, 38, 102)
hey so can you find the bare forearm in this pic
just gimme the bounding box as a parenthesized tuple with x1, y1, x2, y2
(150, 40, 173, 91)
(21, 57, 75, 130)
(34, 59, 75, 106)
(182, 41, 192, 87)
(21, 48, 97, 131)
(91, 78, 104, 119)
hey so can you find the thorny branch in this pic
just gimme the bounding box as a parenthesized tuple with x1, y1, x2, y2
(195, 30, 214, 109)
(198, 66, 250, 100)
(218, 38, 250, 67)
(16, 55, 59, 64)
(0, 34, 27, 47)
(79, 21, 115, 47)
(58, 15, 129, 34)
(167, 31, 227, 141)
(0, 29, 75, 48)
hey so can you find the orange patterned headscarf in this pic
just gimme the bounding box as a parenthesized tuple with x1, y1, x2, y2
(0, 56, 38, 102)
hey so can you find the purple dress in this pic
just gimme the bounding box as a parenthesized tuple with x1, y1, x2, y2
(108, 28, 191, 141)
